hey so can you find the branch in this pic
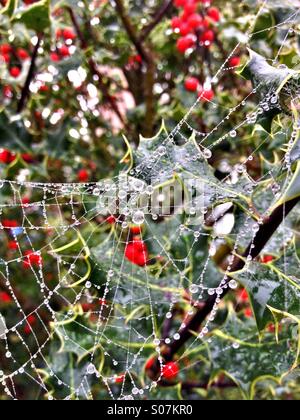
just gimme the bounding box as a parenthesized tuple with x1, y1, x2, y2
(114, 0, 151, 63)
(140, 0, 173, 42)
(114, 0, 156, 136)
(162, 196, 300, 361)
(17, 35, 42, 113)
(66, 7, 127, 127)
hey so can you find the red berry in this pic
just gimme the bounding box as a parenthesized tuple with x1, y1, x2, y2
(39, 84, 49, 92)
(56, 28, 63, 38)
(0, 149, 16, 164)
(63, 28, 76, 40)
(2, 219, 18, 228)
(125, 240, 149, 266)
(238, 289, 249, 302)
(145, 357, 156, 370)
(17, 48, 29, 60)
(174, 0, 186, 7)
(22, 153, 34, 163)
(99, 298, 107, 306)
(176, 35, 195, 53)
(115, 374, 125, 384)
(184, 77, 199, 92)
(184, 1, 197, 16)
(198, 87, 214, 101)
(244, 308, 253, 318)
(10, 66, 21, 78)
(171, 16, 181, 30)
(0, 291, 12, 303)
(0, 44, 12, 54)
(27, 314, 37, 325)
(77, 169, 89, 183)
(82, 303, 94, 312)
(207, 7, 221, 23)
(50, 52, 60, 62)
(23, 251, 42, 269)
(162, 362, 180, 380)
(1, 53, 10, 63)
(8, 241, 18, 250)
(200, 29, 215, 45)
(229, 56, 241, 68)
(130, 226, 142, 235)
(261, 255, 274, 264)
(3, 85, 13, 98)
(59, 45, 70, 57)
(23, 0, 36, 4)
(179, 22, 191, 36)
(187, 13, 203, 30)
(106, 215, 116, 224)
(24, 314, 37, 335)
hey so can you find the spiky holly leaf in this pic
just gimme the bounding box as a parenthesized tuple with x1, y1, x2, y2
(239, 49, 300, 132)
(209, 310, 297, 399)
(14, 0, 51, 32)
(128, 122, 251, 209)
(231, 242, 300, 332)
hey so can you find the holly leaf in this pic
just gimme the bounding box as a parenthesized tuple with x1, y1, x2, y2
(239, 49, 299, 132)
(0, 112, 33, 151)
(130, 121, 251, 210)
(231, 243, 300, 332)
(15, 0, 51, 33)
(209, 311, 296, 398)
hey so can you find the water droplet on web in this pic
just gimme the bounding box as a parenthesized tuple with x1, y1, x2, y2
(146, 185, 154, 195)
(157, 146, 166, 156)
(229, 280, 238, 290)
(190, 284, 199, 294)
(230, 130, 237, 138)
(132, 210, 145, 225)
(132, 179, 144, 192)
(203, 149, 212, 159)
(87, 363, 96, 374)
(232, 342, 240, 349)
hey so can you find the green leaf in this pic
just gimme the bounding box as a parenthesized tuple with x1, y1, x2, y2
(232, 243, 300, 332)
(0, 112, 32, 151)
(239, 49, 299, 132)
(209, 311, 296, 399)
(131, 121, 250, 208)
(15, 0, 51, 32)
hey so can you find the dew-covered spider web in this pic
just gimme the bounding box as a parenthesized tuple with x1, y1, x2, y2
(1, 0, 300, 400)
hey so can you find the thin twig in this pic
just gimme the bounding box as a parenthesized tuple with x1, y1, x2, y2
(140, 0, 173, 42)
(17, 35, 42, 113)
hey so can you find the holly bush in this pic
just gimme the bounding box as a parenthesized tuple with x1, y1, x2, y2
(1, 0, 300, 401)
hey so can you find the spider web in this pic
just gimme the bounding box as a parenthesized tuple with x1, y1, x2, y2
(0, 0, 300, 400)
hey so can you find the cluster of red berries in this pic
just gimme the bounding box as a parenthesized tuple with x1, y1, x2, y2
(173, 0, 220, 54)
(171, 0, 241, 100)
(50, 28, 76, 62)
(0, 43, 30, 79)
(125, 236, 149, 266)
